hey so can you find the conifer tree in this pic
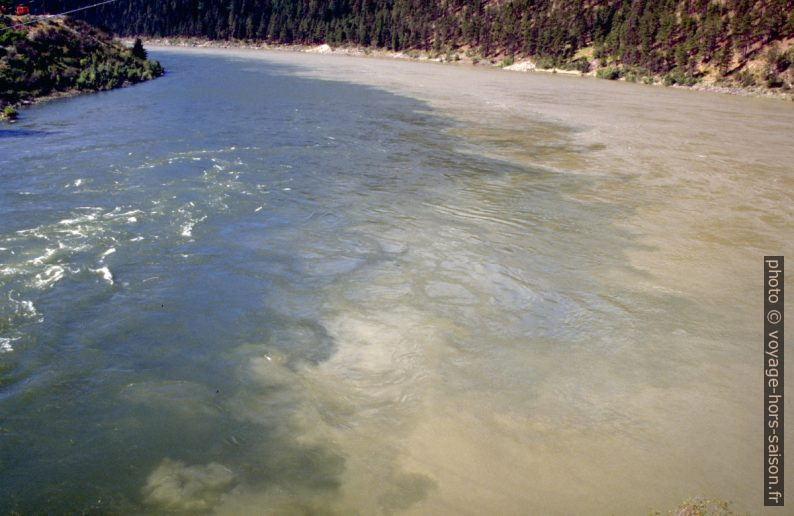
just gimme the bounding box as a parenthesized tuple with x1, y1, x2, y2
(131, 38, 147, 60)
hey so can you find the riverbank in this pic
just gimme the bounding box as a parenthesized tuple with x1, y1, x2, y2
(141, 36, 794, 101)
(0, 17, 164, 121)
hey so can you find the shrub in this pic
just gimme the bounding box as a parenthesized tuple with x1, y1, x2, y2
(500, 55, 514, 67)
(763, 45, 790, 88)
(560, 57, 591, 73)
(734, 70, 756, 87)
(596, 67, 621, 80)
(766, 72, 784, 88)
(534, 55, 554, 69)
(765, 44, 791, 74)
(573, 57, 591, 73)
(0, 29, 25, 46)
(623, 66, 650, 83)
(2, 105, 17, 120)
(444, 51, 459, 62)
(663, 70, 697, 86)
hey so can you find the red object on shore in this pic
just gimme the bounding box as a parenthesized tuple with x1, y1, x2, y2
(16, 6, 30, 16)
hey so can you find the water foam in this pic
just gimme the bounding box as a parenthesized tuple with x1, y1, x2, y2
(30, 247, 58, 266)
(34, 265, 65, 288)
(92, 266, 114, 285)
(0, 337, 15, 353)
(180, 215, 207, 238)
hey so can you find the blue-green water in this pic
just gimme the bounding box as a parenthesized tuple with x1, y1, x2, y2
(0, 50, 789, 514)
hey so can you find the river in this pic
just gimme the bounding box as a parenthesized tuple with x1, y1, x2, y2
(0, 48, 792, 514)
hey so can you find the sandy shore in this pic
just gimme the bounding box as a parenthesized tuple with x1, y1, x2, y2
(141, 37, 794, 101)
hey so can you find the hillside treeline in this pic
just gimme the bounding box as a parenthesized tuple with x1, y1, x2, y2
(42, 1, 794, 86)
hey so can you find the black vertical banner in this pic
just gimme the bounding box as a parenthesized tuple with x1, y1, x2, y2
(765, 256, 784, 506)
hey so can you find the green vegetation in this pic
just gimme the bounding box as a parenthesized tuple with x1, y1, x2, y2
(1, 104, 16, 120)
(733, 69, 757, 87)
(43, 0, 794, 90)
(560, 57, 592, 74)
(533, 55, 554, 70)
(596, 67, 621, 80)
(663, 70, 698, 86)
(623, 66, 650, 83)
(131, 37, 147, 60)
(0, 15, 163, 117)
(762, 44, 794, 87)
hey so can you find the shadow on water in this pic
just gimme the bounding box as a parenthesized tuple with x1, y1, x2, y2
(0, 128, 54, 138)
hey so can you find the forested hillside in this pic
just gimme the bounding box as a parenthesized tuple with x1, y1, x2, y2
(43, 0, 794, 89)
(0, 15, 163, 118)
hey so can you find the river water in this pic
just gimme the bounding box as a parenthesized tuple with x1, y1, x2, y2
(0, 49, 792, 514)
